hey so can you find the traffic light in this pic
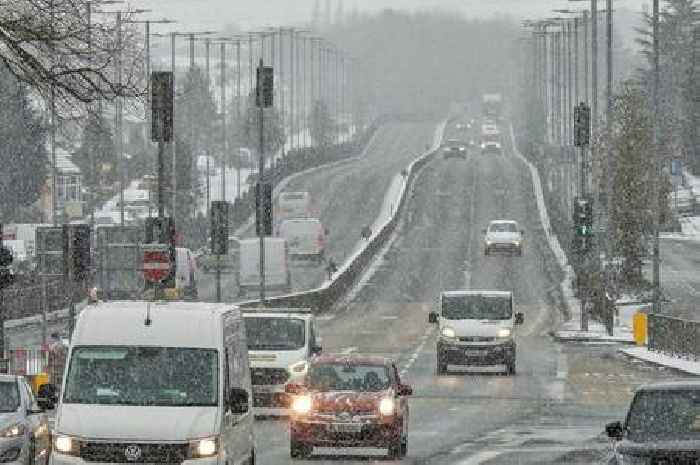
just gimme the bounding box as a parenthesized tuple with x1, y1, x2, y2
(0, 245, 13, 290)
(574, 102, 591, 147)
(211, 201, 229, 255)
(63, 224, 91, 282)
(256, 63, 274, 108)
(573, 196, 594, 238)
(255, 183, 273, 236)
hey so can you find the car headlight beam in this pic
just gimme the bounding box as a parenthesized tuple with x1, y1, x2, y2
(188, 436, 219, 458)
(441, 327, 456, 339)
(0, 423, 25, 438)
(497, 328, 512, 339)
(291, 395, 312, 415)
(379, 397, 395, 416)
(53, 434, 79, 456)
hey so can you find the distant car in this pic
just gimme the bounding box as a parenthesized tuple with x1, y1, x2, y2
(483, 220, 524, 256)
(0, 374, 50, 465)
(455, 122, 466, 130)
(287, 355, 413, 459)
(481, 141, 502, 155)
(606, 381, 700, 464)
(442, 139, 467, 159)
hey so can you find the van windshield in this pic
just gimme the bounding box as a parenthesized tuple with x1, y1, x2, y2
(442, 295, 512, 320)
(63, 346, 218, 406)
(0, 381, 19, 412)
(245, 317, 306, 351)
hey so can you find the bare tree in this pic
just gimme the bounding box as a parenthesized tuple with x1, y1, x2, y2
(0, 0, 145, 113)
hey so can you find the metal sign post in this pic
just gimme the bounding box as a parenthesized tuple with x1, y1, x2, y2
(256, 60, 274, 303)
(574, 102, 591, 331)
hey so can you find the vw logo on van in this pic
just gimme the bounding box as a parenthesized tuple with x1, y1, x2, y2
(124, 445, 142, 462)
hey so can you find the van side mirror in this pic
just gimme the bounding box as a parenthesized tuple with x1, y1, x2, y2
(481, 229, 487, 234)
(311, 345, 322, 355)
(428, 311, 439, 324)
(515, 312, 524, 325)
(520, 230, 525, 236)
(606, 421, 623, 440)
(227, 387, 249, 414)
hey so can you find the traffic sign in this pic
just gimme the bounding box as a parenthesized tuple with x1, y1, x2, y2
(143, 245, 171, 283)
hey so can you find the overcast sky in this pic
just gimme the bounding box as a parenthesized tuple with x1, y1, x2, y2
(134, 0, 649, 34)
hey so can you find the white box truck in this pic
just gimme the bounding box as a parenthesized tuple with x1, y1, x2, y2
(238, 238, 291, 296)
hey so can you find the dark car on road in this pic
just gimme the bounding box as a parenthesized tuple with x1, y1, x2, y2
(442, 139, 467, 159)
(286, 354, 413, 460)
(606, 381, 700, 464)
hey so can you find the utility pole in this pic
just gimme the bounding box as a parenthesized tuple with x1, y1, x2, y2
(604, 0, 615, 321)
(116, 11, 124, 226)
(170, 32, 176, 222)
(236, 39, 242, 200)
(205, 38, 211, 213)
(568, 20, 573, 146)
(652, 0, 661, 314)
(591, 0, 598, 136)
(220, 42, 227, 203)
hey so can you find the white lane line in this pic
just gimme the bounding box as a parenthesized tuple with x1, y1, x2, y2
(556, 349, 568, 380)
(400, 326, 436, 376)
(463, 157, 479, 288)
(547, 347, 568, 401)
(316, 315, 336, 321)
(380, 315, 399, 320)
(456, 450, 502, 465)
(340, 346, 358, 354)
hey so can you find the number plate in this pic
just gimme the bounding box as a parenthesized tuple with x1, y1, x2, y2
(464, 349, 486, 357)
(328, 423, 362, 433)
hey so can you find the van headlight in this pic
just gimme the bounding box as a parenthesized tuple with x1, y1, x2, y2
(188, 436, 219, 458)
(53, 434, 80, 456)
(497, 328, 512, 339)
(0, 423, 25, 438)
(441, 327, 456, 339)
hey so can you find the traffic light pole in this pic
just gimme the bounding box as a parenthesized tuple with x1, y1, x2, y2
(258, 59, 267, 303)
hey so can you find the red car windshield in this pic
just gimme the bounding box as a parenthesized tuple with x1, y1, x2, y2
(307, 363, 390, 392)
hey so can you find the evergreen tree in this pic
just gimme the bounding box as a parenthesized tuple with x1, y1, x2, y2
(0, 64, 48, 219)
(74, 112, 117, 189)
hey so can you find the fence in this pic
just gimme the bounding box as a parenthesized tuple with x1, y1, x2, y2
(647, 313, 700, 360)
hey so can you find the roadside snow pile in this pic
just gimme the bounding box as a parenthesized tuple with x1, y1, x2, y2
(621, 346, 700, 376)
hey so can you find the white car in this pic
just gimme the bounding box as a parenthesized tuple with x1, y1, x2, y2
(484, 220, 524, 256)
(0, 374, 50, 465)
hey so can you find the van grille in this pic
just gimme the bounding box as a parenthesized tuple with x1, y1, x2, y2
(80, 442, 188, 463)
(250, 367, 289, 385)
(459, 336, 495, 342)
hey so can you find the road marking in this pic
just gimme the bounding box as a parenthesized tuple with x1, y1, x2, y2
(400, 326, 435, 376)
(463, 158, 479, 288)
(456, 450, 502, 465)
(340, 346, 358, 354)
(316, 315, 336, 321)
(380, 315, 399, 320)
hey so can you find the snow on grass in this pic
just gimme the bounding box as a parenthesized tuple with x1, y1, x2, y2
(621, 346, 700, 376)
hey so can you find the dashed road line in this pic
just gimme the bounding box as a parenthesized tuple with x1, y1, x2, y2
(400, 326, 436, 376)
(340, 346, 358, 354)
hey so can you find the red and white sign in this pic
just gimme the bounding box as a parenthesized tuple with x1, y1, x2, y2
(143, 246, 171, 283)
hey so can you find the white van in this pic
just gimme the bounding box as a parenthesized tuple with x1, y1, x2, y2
(277, 192, 311, 222)
(277, 218, 326, 260)
(242, 308, 322, 416)
(429, 290, 524, 375)
(174, 247, 198, 299)
(50, 302, 256, 465)
(238, 238, 291, 296)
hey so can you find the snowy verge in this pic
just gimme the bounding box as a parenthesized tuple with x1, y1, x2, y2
(508, 125, 581, 326)
(620, 346, 700, 376)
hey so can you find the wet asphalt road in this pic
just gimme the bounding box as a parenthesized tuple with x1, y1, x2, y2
(249, 120, 697, 465)
(197, 121, 439, 302)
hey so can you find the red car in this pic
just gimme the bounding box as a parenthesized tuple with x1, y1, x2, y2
(286, 354, 413, 459)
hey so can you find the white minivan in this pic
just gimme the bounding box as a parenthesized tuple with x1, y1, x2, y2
(277, 218, 326, 260)
(242, 308, 322, 416)
(238, 238, 291, 296)
(429, 290, 524, 375)
(50, 301, 256, 465)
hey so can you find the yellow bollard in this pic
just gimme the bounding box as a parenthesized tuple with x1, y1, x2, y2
(633, 312, 648, 346)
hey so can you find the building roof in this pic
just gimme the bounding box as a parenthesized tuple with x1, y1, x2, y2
(73, 301, 238, 348)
